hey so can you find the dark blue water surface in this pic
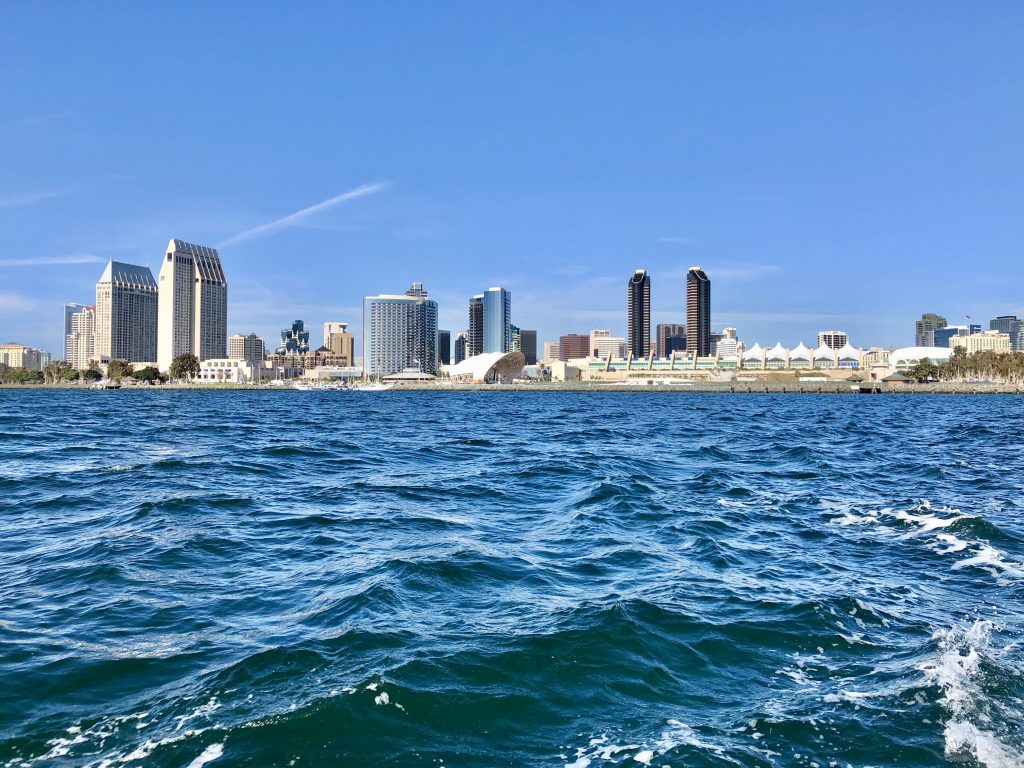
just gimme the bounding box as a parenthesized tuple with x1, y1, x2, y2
(2, 391, 1023, 768)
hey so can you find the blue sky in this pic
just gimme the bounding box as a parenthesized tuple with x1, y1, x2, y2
(2, 2, 1022, 356)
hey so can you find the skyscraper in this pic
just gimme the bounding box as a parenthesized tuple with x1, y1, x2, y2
(63, 303, 89, 362)
(95, 260, 158, 363)
(438, 329, 451, 365)
(590, 329, 626, 358)
(915, 313, 947, 347)
(468, 295, 484, 357)
(990, 316, 1024, 351)
(363, 283, 439, 376)
(277, 320, 310, 354)
(627, 269, 651, 358)
(483, 287, 512, 353)
(519, 330, 537, 365)
(157, 239, 227, 371)
(686, 266, 711, 357)
(454, 332, 468, 364)
(656, 323, 686, 357)
(66, 305, 96, 370)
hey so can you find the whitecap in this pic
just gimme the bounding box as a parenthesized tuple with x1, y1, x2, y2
(186, 743, 225, 768)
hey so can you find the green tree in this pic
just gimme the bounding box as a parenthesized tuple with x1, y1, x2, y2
(909, 357, 938, 383)
(44, 360, 72, 383)
(82, 367, 102, 382)
(106, 359, 134, 382)
(59, 367, 81, 382)
(135, 366, 163, 383)
(169, 354, 200, 381)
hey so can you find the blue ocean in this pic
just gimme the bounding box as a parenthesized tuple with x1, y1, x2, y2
(1, 391, 1022, 767)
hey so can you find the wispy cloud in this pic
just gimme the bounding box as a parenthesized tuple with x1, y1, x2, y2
(0, 189, 70, 208)
(221, 181, 390, 246)
(0, 292, 39, 313)
(0, 253, 104, 267)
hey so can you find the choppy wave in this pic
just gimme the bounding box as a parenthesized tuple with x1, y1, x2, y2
(1, 391, 1023, 767)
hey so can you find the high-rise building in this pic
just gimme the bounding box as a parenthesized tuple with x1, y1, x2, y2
(438, 330, 452, 365)
(686, 266, 711, 357)
(454, 332, 468, 364)
(323, 322, 355, 365)
(363, 282, 439, 376)
(990, 316, 1024, 351)
(542, 341, 560, 362)
(468, 295, 484, 357)
(656, 323, 686, 357)
(483, 287, 512, 353)
(817, 330, 848, 350)
(915, 313, 947, 347)
(157, 239, 227, 370)
(63, 303, 90, 362)
(590, 329, 626, 358)
(277, 320, 310, 354)
(0, 343, 44, 371)
(95, 260, 158, 363)
(228, 334, 266, 362)
(950, 331, 1011, 354)
(932, 326, 972, 348)
(510, 324, 521, 352)
(66, 305, 96, 369)
(559, 333, 590, 361)
(519, 330, 537, 365)
(627, 269, 651, 357)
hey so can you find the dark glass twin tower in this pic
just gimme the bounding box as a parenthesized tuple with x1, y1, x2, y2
(626, 267, 711, 357)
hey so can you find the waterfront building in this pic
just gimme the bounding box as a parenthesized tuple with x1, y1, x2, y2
(990, 316, 1024, 351)
(323, 322, 355, 365)
(559, 333, 590, 361)
(468, 295, 484, 357)
(519, 329, 537, 365)
(950, 330, 1011, 354)
(686, 267, 711, 357)
(157, 239, 227, 371)
(656, 323, 686, 357)
(66, 305, 96, 370)
(95, 260, 158, 364)
(196, 358, 280, 383)
(627, 269, 651, 358)
(890, 347, 952, 371)
(542, 341, 560, 362)
(915, 313, 948, 347)
(0, 343, 44, 371)
(277, 320, 310, 354)
(228, 333, 266, 363)
(363, 282, 439, 376)
(483, 287, 512, 353)
(444, 351, 526, 384)
(817, 330, 848, 350)
(438, 330, 451, 365)
(590, 329, 626, 359)
(454, 332, 468, 364)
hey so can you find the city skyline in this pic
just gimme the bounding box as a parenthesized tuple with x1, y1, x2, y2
(2, 5, 1024, 355)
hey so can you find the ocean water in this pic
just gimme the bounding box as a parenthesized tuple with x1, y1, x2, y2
(2, 391, 1023, 768)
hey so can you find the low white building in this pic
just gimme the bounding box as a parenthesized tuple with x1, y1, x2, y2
(196, 358, 280, 383)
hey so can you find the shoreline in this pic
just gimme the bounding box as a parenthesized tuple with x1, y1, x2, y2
(2, 382, 1023, 394)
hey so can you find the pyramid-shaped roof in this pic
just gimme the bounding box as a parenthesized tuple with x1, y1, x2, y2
(766, 342, 788, 360)
(742, 342, 763, 360)
(837, 343, 861, 361)
(790, 342, 811, 360)
(813, 343, 835, 359)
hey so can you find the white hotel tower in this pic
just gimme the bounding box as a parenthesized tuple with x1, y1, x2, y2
(158, 239, 228, 371)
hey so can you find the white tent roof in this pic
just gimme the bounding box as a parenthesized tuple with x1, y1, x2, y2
(836, 343, 862, 361)
(742, 342, 763, 360)
(766, 342, 788, 361)
(790, 342, 811, 360)
(444, 351, 526, 381)
(813, 344, 835, 359)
